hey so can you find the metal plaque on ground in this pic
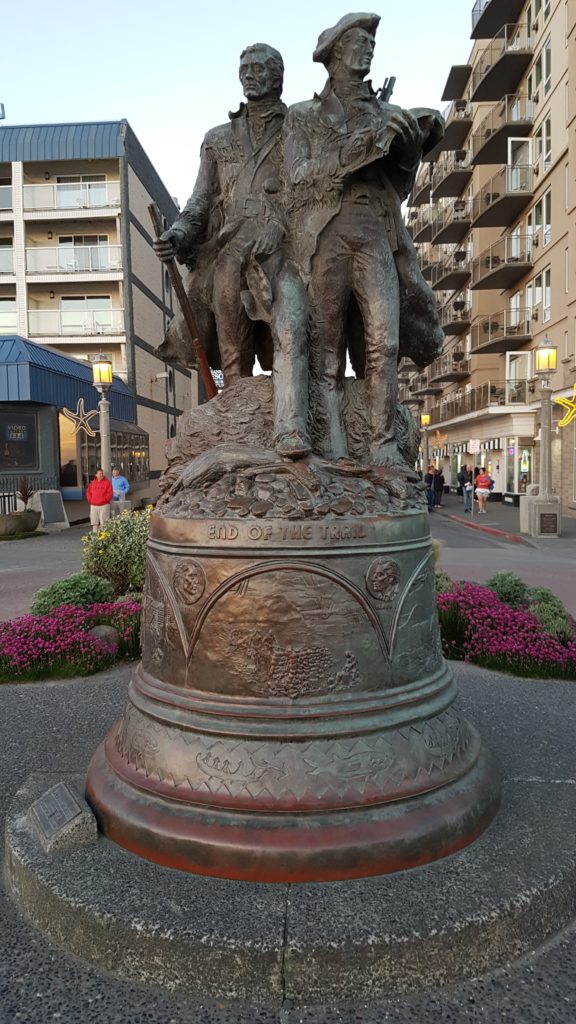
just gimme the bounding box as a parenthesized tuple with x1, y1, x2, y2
(38, 490, 69, 531)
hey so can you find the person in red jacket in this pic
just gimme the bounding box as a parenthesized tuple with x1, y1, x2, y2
(475, 468, 493, 515)
(86, 467, 113, 532)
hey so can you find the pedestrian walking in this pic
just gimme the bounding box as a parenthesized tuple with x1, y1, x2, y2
(86, 467, 113, 533)
(458, 463, 473, 512)
(111, 467, 130, 502)
(433, 466, 445, 507)
(475, 468, 493, 514)
(424, 465, 435, 509)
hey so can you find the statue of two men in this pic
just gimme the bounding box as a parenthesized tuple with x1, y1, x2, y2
(155, 13, 444, 470)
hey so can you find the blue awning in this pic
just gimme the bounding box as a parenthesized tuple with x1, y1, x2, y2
(0, 336, 135, 422)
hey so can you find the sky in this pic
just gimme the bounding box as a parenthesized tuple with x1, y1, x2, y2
(3, 0, 474, 207)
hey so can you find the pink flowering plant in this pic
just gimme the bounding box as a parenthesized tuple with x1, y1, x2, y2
(0, 600, 141, 683)
(437, 582, 576, 680)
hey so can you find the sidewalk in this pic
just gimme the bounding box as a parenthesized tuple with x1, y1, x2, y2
(431, 492, 576, 546)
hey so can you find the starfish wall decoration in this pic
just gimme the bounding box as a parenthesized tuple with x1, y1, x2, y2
(62, 398, 99, 437)
(434, 430, 448, 446)
(554, 385, 576, 428)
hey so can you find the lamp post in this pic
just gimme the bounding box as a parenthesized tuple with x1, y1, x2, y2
(92, 354, 113, 478)
(526, 338, 560, 537)
(420, 413, 430, 471)
(534, 339, 557, 502)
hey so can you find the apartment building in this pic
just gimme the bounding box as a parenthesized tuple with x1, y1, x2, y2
(0, 120, 198, 492)
(404, 0, 576, 515)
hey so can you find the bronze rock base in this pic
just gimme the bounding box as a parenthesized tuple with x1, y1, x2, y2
(86, 507, 500, 881)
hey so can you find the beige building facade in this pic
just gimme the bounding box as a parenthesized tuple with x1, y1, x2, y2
(0, 120, 198, 486)
(404, 0, 576, 516)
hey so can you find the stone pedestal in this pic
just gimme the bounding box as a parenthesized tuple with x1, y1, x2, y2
(86, 505, 499, 881)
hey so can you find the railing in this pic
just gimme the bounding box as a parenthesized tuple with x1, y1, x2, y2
(0, 248, 14, 273)
(471, 233, 532, 286)
(471, 24, 532, 95)
(445, 99, 473, 125)
(430, 379, 531, 424)
(440, 299, 471, 328)
(0, 475, 60, 513)
(26, 245, 123, 274)
(0, 185, 12, 210)
(471, 94, 533, 160)
(22, 181, 121, 211)
(411, 164, 431, 200)
(430, 353, 471, 379)
(409, 205, 433, 237)
(431, 198, 472, 236)
(470, 308, 533, 351)
(472, 0, 490, 31)
(27, 308, 125, 336)
(472, 164, 533, 221)
(431, 150, 471, 193)
(0, 312, 18, 334)
(431, 249, 471, 288)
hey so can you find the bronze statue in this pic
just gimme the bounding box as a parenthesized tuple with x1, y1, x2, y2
(155, 43, 311, 457)
(86, 16, 499, 884)
(284, 12, 444, 466)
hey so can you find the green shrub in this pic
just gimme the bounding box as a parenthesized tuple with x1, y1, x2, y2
(527, 586, 573, 642)
(437, 599, 467, 661)
(484, 571, 529, 609)
(435, 569, 454, 594)
(81, 507, 152, 596)
(31, 573, 114, 615)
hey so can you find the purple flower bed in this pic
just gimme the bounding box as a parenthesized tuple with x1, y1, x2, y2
(437, 582, 576, 680)
(0, 600, 141, 682)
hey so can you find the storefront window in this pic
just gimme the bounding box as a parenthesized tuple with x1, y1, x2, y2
(0, 412, 38, 470)
(58, 413, 80, 486)
(506, 438, 516, 492)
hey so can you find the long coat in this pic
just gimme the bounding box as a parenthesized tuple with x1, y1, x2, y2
(283, 86, 445, 371)
(157, 103, 287, 373)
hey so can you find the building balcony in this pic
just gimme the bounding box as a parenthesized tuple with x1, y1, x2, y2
(409, 165, 431, 207)
(409, 372, 444, 397)
(471, 234, 532, 289)
(440, 65, 473, 102)
(439, 299, 472, 335)
(25, 245, 123, 275)
(0, 248, 14, 274)
(27, 308, 125, 337)
(431, 251, 471, 292)
(472, 0, 527, 41)
(431, 151, 472, 200)
(419, 245, 439, 281)
(429, 352, 471, 383)
(431, 199, 472, 245)
(471, 165, 534, 228)
(22, 181, 121, 213)
(408, 205, 434, 243)
(429, 379, 531, 426)
(470, 308, 533, 354)
(438, 100, 473, 152)
(471, 94, 533, 164)
(0, 185, 12, 211)
(470, 24, 533, 103)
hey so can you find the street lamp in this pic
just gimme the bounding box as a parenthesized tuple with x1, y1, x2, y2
(420, 413, 430, 470)
(523, 337, 561, 538)
(92, 354, 113, 478)
(534, 339, 557, 502)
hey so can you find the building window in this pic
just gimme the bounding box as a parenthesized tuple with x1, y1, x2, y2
(0, 412, 38, 470)
(535, 115, 552, 172)
(542, 266, 551, 322)
(573, 422, 576, 501)
(58, 234, 110, 271)
(56, 174, 106, 209)
(543, 36, 552, 94)
(0, 297, 17, 334)
(60, 295, 112, 335)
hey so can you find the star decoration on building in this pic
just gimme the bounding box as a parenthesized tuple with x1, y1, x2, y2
(434, 430, 448, 445)
(554, 385, 576, 428)
(62, 398, 99, 437)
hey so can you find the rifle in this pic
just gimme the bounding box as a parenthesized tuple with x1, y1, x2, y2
(378, 76, 396, 103)
(148, 202, 218, 400)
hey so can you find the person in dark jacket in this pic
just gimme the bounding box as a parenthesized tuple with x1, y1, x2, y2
(86, 468, 113, 533)
(457, 463, 473, 512)
(424, 465, 435, 509)
(433, 466, 445, 507)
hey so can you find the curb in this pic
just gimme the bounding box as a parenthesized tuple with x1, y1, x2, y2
(433, 510, 531, 545)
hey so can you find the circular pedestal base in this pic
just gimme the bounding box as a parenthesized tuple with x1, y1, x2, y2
(86, 508, 500, 881)
(87, 732, 499, 882)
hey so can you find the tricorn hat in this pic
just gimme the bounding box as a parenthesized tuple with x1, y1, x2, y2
(313, 12, 380, 65)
